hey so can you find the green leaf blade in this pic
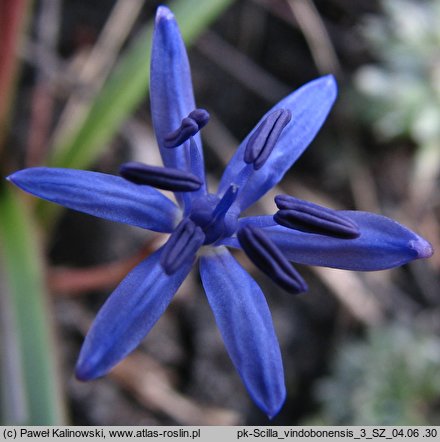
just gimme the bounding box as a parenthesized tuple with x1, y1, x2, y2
(0, 187, 65, 424)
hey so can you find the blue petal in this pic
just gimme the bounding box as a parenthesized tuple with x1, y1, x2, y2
(150, 7, 205, 196)
(239, 215, 278, 229)
(216, 216, 276, 249)
(219, 76, 337, 210)
(76, 248, 191, 380)
(199, 247, 285, 418)
(8, 167, 178, 232)
(264, 211, 433, 270)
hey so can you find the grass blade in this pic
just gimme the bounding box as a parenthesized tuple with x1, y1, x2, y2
(0, 187, 65, 424)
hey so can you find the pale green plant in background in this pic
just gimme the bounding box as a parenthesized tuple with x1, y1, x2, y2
(355, 0, 440, 204)
(308, 0, 440, 425)
(312, 324, 440, 425)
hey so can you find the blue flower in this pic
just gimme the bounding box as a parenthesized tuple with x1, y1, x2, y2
(7, 6, 432, 418)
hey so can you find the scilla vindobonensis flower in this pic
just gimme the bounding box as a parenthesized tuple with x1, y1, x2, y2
(7, 6, 433, 418)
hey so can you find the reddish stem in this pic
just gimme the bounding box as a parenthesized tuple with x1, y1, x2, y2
(0, 0, 28, 151)
(47, 238, 164, 296)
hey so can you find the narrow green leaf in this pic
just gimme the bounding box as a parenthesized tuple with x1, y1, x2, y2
(0, 187, 65, 424)
(49, 0, 234, 171)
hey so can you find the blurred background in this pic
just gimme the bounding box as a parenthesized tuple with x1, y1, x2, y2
(0, 0, 439, 426)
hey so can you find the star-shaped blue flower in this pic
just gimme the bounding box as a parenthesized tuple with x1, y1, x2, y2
(7, 6, 432, 418)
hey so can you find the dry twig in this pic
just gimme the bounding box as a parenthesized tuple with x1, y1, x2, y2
(50, 0, 144, 149)
(48, 236, 165, 296)
(287, 0, 341, 75)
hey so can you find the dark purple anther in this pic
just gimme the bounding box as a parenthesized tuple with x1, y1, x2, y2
(189, 108, 210, 129)
(160, 218, 205, 274)
(164, 118, 198, 148)
(237, 225, 307, 294)
(274, 195, 360, 239)
(244, 109, 291, 170)
(119, 162, 202, 192)
(164, 108, 210, 148)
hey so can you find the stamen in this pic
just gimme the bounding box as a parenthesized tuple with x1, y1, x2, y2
(183, 138, 206, 217)
(189, 109, 210, 129)
(119, 162, 202, 192)
(212, 185, 238, 220)
(160, 218, 205, 274)
(233, 163, 253, 189)
(164, 108, 210, 148)
(188, 137, 205, 188)
(237, 225, 307, 294)
(274, 195, 360, 239)
(244, 109, 291, 170)
(164, 118, 198, 148)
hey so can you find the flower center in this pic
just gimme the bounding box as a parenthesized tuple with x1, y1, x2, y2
(160, 186, 239, 274)
(189, 185, 239, 244)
